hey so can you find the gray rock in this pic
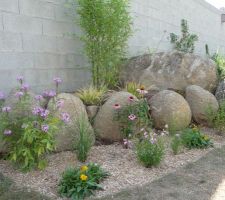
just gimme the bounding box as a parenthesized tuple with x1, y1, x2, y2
(94, 91, 138, 143)
(149, 90, 192, 130)
(121, 51, 218, 92)
(48, 93, 95, 152)
(186, 85, 219, 125)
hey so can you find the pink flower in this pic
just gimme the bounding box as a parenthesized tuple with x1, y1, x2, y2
(4, 129, 12, 135)
(2, 106, 11, 113)
(123, 139, 133, 149)
(137, 87, 148, 95)
(128, 96, 135, 102)
(128, 114, 136, 121)
(113, 103, 121, 110)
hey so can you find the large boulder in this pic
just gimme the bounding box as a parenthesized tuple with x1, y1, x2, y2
(94, 91, 138, 143)
(149, 90, 192, 130)
(121, 51, 218, 92)
(48, 93, 95, 152)
(186, 85, 219, 125)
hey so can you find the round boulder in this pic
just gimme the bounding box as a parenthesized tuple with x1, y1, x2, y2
(48, 93, 95, 152)
(149, 90, 192, 130)
(121, 51, 218, 92)
(186, 85, 219, 125)
(94, 91, 138, 143)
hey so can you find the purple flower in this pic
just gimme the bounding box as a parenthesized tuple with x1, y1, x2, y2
(2, 106, 11, 113)
(42, 90, 56, 98)
(16, 76, 24, 84)
(4, 129, 12, 135)
(53, 77, 62, 85)
(60, 112, 70, 123)
(40, 109, 49, 119)
(32, 106, 44, 116)
(128, 114, 136, 121)
(35, 95, 43, 101)
(56, 100, 64, 109)
(21, 83, 30, 92)
(41, 124, 49, 133)
(0, 91, 5, 100)
(15, 91, 24, 98)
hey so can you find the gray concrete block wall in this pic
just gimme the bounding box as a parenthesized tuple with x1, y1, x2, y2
(0, 0, 225, 94)
(0, 0, 90, 94)
(128, 0, 225, 57)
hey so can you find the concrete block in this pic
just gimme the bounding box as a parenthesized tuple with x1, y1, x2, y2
(0, 31, 23, 52)
(3, 13, 42, 34)
(22, 34, 58, 53)
(19, 0, 55, 19)
(0, 52, 34, 69)
(43, 20, 76, 37)
(57, 38, 83, 54)
(0, 0, 19, 13)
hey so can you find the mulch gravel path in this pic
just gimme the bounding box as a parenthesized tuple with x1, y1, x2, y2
(0, 128, 224, 200)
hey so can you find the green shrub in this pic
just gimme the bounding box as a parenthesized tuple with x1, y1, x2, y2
(74, 114, 93, 162)
(136, 137, 164, 168)
(171, 134, 182, 155)
(76, 85, 107, 106)
(0, 77, 67, 171)
(181, 128, 213, 149)
(75, 0, 132, 88)
(170, 19, 198, 53)
(207, 102, 225, 134)
(114, 98, 152, 138)
(212, 53, 225, 79)
(58, 163, 109, 200)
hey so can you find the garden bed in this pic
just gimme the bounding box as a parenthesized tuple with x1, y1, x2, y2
(0, 128, 224, 200)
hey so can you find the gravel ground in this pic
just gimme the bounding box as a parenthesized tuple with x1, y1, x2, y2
(0, 128, 225, 200)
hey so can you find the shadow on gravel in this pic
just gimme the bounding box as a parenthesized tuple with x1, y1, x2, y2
(0, 173, 51, 200)
(93, 146, 225, 200)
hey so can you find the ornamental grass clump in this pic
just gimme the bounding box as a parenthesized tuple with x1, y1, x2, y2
(0, 76, 70, 171)
(74, 114, 93, 162)
(136, 131, 165, 168)
(58, 163, 109, 200)
(76, 85, 107, 106)
(171, 134, 182, 155)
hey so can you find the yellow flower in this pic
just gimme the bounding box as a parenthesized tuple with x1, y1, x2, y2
(80, 174, 88, 181)
(203, 135, 209, 140)
(80, 165, 88, 172)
